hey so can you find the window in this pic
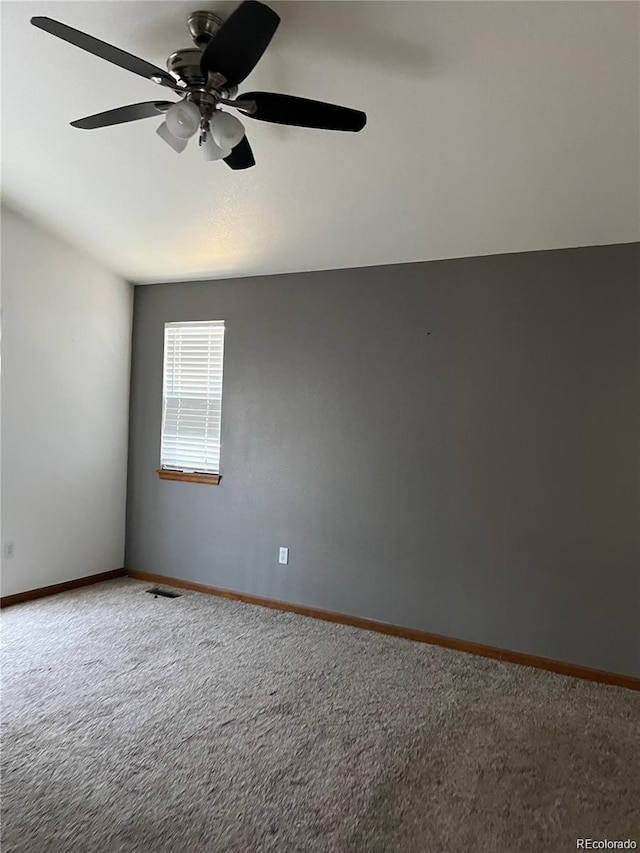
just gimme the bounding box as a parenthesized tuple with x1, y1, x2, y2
(159, 320, 225, 484)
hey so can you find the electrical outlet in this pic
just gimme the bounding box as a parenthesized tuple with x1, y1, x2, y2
(278, 547, 289, 565)
(2, 541, 15, 560)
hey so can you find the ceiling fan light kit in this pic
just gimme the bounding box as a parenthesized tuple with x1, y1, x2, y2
(30, 1, 367, 170)
(210, 110, 245, 150)
(165, 100, 201, 139)
(201, 135, 232, 162)
(156, 121, 188, 153)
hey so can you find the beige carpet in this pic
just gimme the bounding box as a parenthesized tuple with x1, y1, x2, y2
(1, 578, 638, 853)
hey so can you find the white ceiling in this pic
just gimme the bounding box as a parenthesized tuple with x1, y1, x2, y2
(2, 1, 638, 284)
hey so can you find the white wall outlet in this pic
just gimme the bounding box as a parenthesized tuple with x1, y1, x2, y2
(2, 542, 15, 560)
(278, 547, 289, 565)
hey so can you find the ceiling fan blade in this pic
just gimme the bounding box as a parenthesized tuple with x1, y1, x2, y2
(200, 1, 280, 88)
(224, 136, 256, 170)
(71, 102, 174, 130)
(238, 92, 367, 132)
(30, 17, 176, 85)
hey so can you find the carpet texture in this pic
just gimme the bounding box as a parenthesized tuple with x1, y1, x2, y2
(1, 578, 638, 853)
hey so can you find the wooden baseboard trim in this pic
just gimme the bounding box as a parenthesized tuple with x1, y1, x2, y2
(126, 569, 639, 692)
(0, 568, 127, 608)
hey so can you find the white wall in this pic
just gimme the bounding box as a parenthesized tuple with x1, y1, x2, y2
(1, 205, 132, 596)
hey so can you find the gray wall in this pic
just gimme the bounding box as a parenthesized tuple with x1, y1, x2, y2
(126, 244, 640, 676)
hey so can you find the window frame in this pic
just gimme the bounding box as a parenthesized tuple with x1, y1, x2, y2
(157, 319, 225, 486)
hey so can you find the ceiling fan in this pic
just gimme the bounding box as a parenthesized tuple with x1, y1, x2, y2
(30, 1, 367, 169)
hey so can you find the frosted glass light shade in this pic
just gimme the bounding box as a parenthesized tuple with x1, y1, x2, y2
(165, 100, 201, 139)
(201, 134, 231, 161)
(156, 121, 188, 153)
(210, 110, 245, 150)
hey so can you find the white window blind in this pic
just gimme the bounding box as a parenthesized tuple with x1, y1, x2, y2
(160, 320, 225, 475)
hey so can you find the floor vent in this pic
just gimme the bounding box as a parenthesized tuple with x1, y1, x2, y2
(146, 587, 182, 599)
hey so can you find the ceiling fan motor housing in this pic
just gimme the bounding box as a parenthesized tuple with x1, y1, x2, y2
(167, 11, 225, 87)
(167, 48, 207, 87)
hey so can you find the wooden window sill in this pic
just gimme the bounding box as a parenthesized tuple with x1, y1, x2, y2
(157, 469, 221, 485)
